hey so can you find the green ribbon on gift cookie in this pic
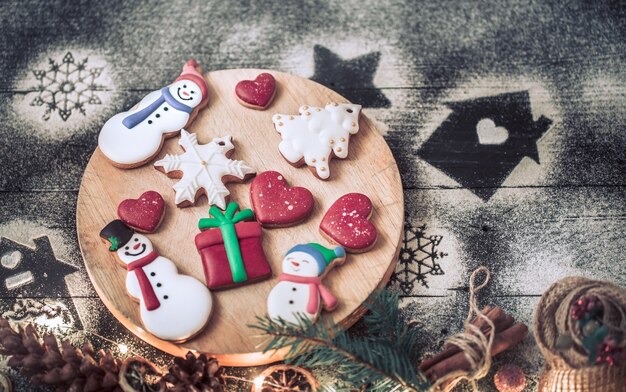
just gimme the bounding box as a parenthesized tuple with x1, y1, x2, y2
(198, 202, 255, 283)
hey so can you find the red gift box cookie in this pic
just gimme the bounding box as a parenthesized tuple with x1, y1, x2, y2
(194, 202, 272, 290)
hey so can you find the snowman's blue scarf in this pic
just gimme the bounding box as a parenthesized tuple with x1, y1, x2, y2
(122, 87, 193, 129)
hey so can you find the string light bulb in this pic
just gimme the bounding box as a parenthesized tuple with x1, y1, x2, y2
(253, 375, 265, 390)
(118, 343, 128, 355)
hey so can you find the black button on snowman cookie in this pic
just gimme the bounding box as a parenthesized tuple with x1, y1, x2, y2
(100, 220, 213, 341)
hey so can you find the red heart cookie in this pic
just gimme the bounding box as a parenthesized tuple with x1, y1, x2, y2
(235, 73, 276, 110)
(320, 193, 377, 253)
(117, 191, 165, 233)
(250, 171, 314, 227)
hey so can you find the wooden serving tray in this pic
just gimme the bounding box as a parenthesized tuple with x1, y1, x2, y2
(76, 69, 403, 366)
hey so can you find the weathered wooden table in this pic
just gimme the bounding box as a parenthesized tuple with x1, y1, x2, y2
(0, 1, 624, 390)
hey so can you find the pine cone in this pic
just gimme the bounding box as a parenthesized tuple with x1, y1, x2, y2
(0, 318, 123, 392)
(162, 352, 224, 392)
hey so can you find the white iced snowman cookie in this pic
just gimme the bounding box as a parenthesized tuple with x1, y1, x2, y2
(100, 220, 212, 341)
(154, 130, 256, 208)
(98, 60, 209, 168)
(267, 243, 346, 324)
(272, 102, 361, 180)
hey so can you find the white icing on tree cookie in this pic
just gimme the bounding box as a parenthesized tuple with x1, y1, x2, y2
(272, 103, 361, 179)
(154, 130, 255, 208)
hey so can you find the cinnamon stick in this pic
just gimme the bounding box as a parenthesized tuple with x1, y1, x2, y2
(424, 323, 529, 381)
(419, 307, 513, 373)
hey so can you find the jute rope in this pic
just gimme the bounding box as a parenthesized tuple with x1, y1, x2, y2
(431, 266, 494, 392)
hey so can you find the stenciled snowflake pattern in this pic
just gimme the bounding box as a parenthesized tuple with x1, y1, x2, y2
(389, 222, 448, 295)
(155, 130, 255, 208)
(29, 52, 105, 121)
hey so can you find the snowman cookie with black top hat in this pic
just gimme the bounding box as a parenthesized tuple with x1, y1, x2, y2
(100, 220, 213, 342)
(267, 243, 346, 324)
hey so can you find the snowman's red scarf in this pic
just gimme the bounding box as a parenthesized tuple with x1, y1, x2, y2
(127, 251, 160, 311)
(278, 273, 337, 315)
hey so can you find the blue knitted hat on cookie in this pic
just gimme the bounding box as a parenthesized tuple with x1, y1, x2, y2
(286, 243, 345, 273)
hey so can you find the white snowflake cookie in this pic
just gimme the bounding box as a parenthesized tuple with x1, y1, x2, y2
(272, 102, 361, 180)
(154, 130, 255, 208)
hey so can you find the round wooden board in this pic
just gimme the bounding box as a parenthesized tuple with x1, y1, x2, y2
(76, 69, 403, 366)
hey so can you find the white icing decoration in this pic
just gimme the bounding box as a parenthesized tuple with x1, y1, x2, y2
(154, 130, 255, 208)
(267, 251, 322, 324)
(116, 233, 212, 341)
(272, 103, 361, 179)
(98, 80, 204, 166)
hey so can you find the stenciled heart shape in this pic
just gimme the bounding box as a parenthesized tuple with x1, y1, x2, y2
(250, 171, 314, 227)
(320, 193, 377, 253)
(117, 191, 165, 233)
(476, 118, 509, 145)
(235, 73, 276, 109)
(1, 250, 22, 269)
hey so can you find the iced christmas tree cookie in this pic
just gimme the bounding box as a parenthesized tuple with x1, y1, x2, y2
(99, 220, 212, 342)
(250, 171, 314, 228)
(272, 102, 361, 180)
(267, 243, 346, 324)
(154, 130, 255, 208)
(98, 60, 210, 168)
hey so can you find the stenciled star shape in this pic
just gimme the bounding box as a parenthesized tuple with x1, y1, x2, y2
(310, 45, 391, 108)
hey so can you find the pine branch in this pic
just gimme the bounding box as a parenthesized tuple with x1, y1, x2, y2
(250, 290, 431, 392)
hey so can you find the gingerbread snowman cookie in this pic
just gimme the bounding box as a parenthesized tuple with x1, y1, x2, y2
(267, 243, 346, 324)
(100, 220, 213, 342)
(98, 60, 209, 168)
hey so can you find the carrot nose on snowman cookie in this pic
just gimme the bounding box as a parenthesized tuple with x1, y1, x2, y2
(99, 220, 213, 342)
(267, 243, 346, 325)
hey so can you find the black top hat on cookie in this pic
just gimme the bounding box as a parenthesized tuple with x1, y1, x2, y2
(100, 220, 134, 251)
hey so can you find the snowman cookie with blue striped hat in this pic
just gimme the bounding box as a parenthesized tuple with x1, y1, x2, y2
(267, 243, 346, 324)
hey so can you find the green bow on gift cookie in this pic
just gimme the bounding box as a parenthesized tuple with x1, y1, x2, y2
(198, 202, 255, 283)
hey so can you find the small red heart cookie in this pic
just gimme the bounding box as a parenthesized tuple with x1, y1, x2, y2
(250, 171, 314, 228)
(117, 191, 165, 233)
(320, 193, 377, 253)
(235, 73, 276, 110)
